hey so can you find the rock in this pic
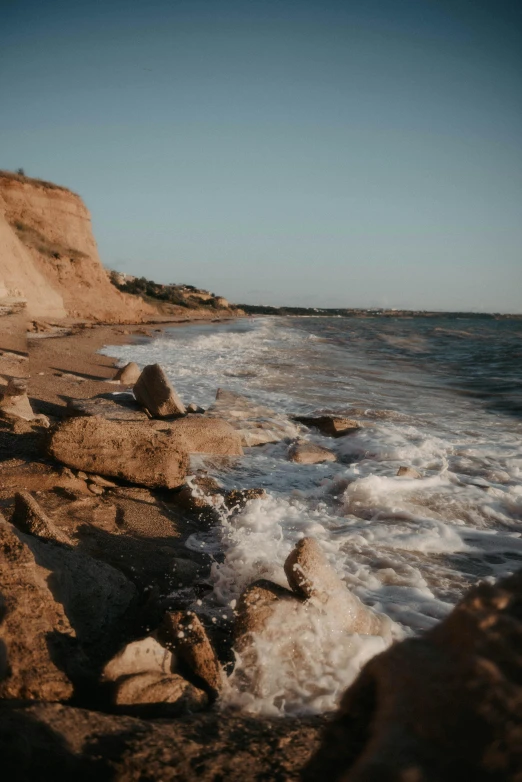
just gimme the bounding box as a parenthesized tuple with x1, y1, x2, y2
(304, 568, 522, 782)
(205, 388, 300, 447)
(224, 488, 267, 512)
(133, 363, 186, 418)
(158, 611, 224, 697)
(288, 440, 337, 464)
(397, 465, 422, 478)
(234, 579, 305, 652)
(102, 637, 175, 682)
(88, 483, 104, 495)
(172, 474, 222, 514)
(11, 491, 72, 544)
(284, 538, 391, 638)
(113, 362, 141, 384)
(88, 474, 117, 487)
(155, 415, 243, 456)
(113, 671, 208, 714)
(187, 402, 205, 414)
(22, 534, 137, 652)
(293, 415, 361, 438)
(66, 393, 149, 422)
(0, 520, 75, 701)
(0, 378, 36, 422)
(0, 702, 322, 781)
(49, 416, 189, 489)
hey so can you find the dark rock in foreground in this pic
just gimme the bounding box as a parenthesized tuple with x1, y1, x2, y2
(304, 568, 522, 781)
(0, 703, 323, 781)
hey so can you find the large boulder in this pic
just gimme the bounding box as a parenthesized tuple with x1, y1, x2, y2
(288, 440, 336, 464)
(48, 416, 189, 489)
(205, 388, 300, 447)
(0, 521, 75, 701)
(133, 364, 186, 418)
(155, 415, 243, 456)
(304, 569, 522, 781)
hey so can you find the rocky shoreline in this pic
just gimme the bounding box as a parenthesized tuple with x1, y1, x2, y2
(0, 317, 520, 780)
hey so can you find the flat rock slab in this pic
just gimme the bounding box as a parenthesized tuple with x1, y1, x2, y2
(49, 416, 189, 489)
(205, 388, 300, 447)
(114, 671, 208, 715)
(154, 415, 243, 456)
(66, 393, 149, 422)
(134, 363, 186, 418)
(293, 416, 361, 438)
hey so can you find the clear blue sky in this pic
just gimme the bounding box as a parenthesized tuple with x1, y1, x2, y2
(1, 0, 521, 311)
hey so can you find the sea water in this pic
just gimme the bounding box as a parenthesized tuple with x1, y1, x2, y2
(102, 315, 522, 715)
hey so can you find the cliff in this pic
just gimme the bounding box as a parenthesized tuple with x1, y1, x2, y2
(0, 172, 153, 322)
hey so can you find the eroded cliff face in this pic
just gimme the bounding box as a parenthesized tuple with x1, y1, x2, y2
(0, 173, 154, 322)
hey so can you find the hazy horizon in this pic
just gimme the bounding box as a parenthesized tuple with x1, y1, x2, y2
(2, 0, 521, 313)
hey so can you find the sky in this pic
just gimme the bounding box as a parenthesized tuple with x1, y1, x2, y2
(1, 0, 521, 312)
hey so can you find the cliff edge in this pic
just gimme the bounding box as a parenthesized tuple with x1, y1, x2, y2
(0, 172, 153, 322)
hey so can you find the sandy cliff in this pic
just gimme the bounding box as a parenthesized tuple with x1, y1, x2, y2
(0, 172, 153, 321)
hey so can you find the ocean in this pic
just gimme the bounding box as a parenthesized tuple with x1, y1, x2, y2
(102, 315, 522, 715)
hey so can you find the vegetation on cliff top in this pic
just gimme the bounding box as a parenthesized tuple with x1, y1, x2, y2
(0, 169, 76, 195)
(110, 272, 239, 312)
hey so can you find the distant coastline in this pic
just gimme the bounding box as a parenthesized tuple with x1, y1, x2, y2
(237, 304, 522, 319)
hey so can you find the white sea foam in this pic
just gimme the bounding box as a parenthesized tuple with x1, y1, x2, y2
(101, 315, 522, 715)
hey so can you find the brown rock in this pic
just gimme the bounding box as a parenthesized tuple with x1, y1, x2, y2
(234, 579, 305, 652)
(187, 402, 205, 414)
(0, 520, 75, 701)
(133, 363, 186, 418)
(155, 415, 243, 456)
(0, 378, 36, 422)
(293, 415, 361, 437)
(113, 361, 141, 384)
(114, 671, 208, 714)
(397, 465, 422, 478)
(49, 415, 189, 489)
(304, 569, 522, 782)
(284, 538, 392, 637)
(224, 488, 267, 512)
(11, 491, 72, 544)
(66, 393, 149, 422)
(0, 702, 322, 780)
(158, 611, 223, 697)
(288, 440, 337, 464)
(102, 637, 176, 682)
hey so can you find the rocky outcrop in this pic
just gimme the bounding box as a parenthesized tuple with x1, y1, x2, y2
(205, 388, 300, 446)
(0, 172, 153, 321)
(288, 440, 336, 464)
(134, 364, 186, 418)
(0, 520, 76, 701)
(48, 415, 189, 489)
(304, 569, 522, 781)
(397, 465, 422, 478)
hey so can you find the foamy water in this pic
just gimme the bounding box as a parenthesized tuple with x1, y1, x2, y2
(102, 315, 522, 715)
